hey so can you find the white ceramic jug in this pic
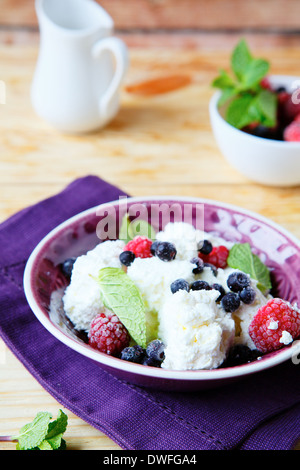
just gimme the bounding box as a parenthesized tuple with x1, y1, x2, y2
(31, 0, 129, 133)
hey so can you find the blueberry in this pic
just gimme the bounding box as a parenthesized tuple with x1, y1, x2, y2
(154, 241, 177, 262)
(150, 240, 160, 256)
(239, 286, 256, 304)
(146, 339, 165, 363)
(198, 239, 213, 255)
(222, 345, 261, 367)
(61, 257, 76, 279)
(190, 280, 211, 291)
(211, 283, 226, 302)
(119, 250, 135, 267)
(276, 86, 286, 93)
(170, 278, 190, 294)
(190, 257, 204, 274)
(204, 262, 218, 276)
(227, 271, 250, 292)
(120, 345, 146, 364)
(221, 292, 241, 312)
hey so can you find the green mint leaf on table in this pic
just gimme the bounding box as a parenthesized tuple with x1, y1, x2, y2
(119, 212, 156, 243)
(212, 38, 277, 129)
(12, 410, 68, 450)
(227, 243, 272, 293)
(13, 412, 52, 450)
(98, 267, 147, 348)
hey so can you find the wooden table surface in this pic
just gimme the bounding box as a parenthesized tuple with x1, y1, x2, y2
(0, 35, 300, 450)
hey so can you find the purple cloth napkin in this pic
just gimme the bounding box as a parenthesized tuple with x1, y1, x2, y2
(0, 175, 299, 451)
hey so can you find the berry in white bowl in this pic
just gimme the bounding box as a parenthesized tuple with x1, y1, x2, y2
(209, 39, 300, 187)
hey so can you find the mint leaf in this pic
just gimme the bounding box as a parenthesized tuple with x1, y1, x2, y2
(46, 409, 68, 439)
(119, 213, 156, 243)
(212, 39, 274, 129)
(225, 93, 257, 129)
(231, 39, 252, 80)
(218, 86, 238, 107)
(12, 410, 68, 451)
(119, 213, 131, 243)
(242, 58, 270, 88)
(128, 218, 156, 240)
(212, 69, 235, 89)
(98, 267, 147, 347)
(13, 412, 52, 450)
(255, 89, 277, 126)
(37, 440, 53, 450)
(44, 409, 68, 449)
(227, 243, 272, 292)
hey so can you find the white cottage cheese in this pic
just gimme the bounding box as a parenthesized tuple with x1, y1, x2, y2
(61, 222, 272, 370)
(159, 289, 235, 370)
(62, 239, 125, 331)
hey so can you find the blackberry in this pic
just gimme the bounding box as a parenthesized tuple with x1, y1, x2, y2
(146, 339, 165, 363)
(190, 257, 204, 274)
(120, 344, 146, 364)
(227, 271, 250, 292)
(223, 344, 261, 367)
(239, 286, 256, 304)
(170, 278, 190, 294)
(221, 292, 240, 312)
(119, 250, 135, 267)
(153, 241, 177, 262)
(142, 356, 162, 367)
(211, 283, 226, 302)
(198, 239, 213, 255)
(190, 280, 211, 291)
(60, 257, 76, 279)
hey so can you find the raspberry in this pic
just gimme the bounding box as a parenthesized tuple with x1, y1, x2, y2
(88, 312, 130, 356)
(124, 236, 153, 259)
(249, 298, 300, 353)
(282, 95, 300, 123)
(198, 245, 229, 269)
(284, 121, 300, 142)
(260, 77, 272, 90)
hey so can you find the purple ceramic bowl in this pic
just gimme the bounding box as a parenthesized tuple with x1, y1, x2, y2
(23, 196, 300, 391)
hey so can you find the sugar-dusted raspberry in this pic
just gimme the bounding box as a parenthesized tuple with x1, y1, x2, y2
(249, 298, 300, 353)
(198, 245, 229, 269)
(124, 236, 153, 259)
(88, 312, 130, 356)
(284, 121, 300, 142)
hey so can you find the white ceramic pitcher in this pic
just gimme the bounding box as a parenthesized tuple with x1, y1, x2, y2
(31, 0, 129, 133)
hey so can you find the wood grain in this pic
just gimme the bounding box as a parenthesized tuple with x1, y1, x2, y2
(2, 0, 300, 30)
(0, 36, 299, 450)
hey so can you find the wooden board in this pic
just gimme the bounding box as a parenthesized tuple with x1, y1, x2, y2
(0, 36, 300, 450)
(2, 0, 300, 31)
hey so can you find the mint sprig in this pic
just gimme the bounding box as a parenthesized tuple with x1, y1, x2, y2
(227, 243, 272, 293)
(97, 267, 147, 348)
(212, 38, 277, 129)
(0, 410, 68, 450)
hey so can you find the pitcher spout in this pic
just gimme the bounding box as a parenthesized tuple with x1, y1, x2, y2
(35, 0, 114, 35)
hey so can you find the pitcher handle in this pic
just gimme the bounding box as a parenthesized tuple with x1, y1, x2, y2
(92, 37, 129, 120)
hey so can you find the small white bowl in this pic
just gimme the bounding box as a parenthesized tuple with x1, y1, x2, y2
(209, 75, 300, 187)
